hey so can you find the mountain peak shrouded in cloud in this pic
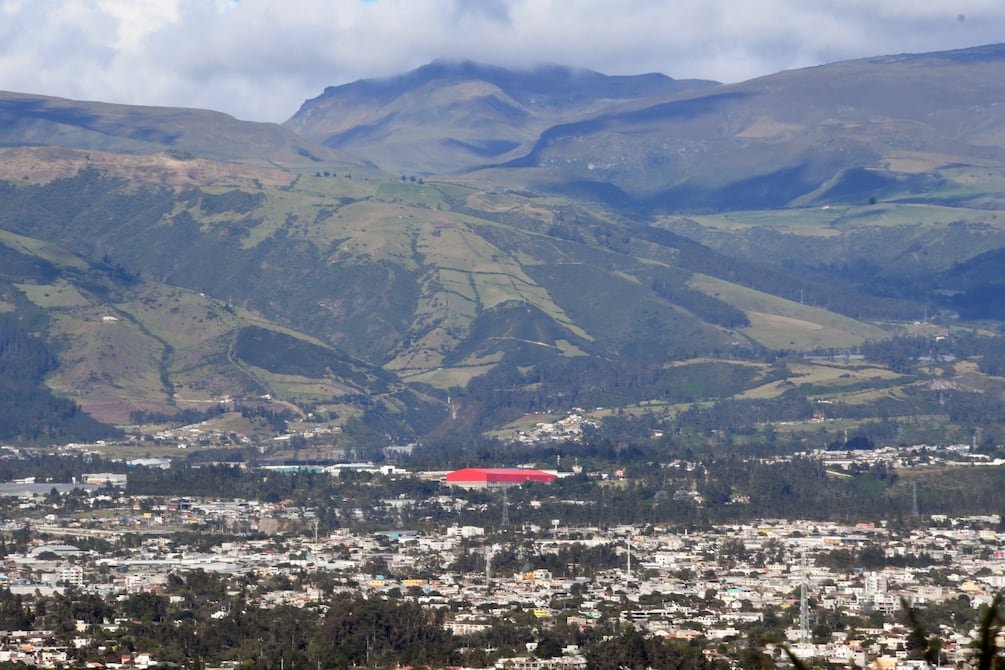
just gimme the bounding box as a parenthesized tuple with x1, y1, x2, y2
(283, 60, 718, 174)
(279, 42, 1005, 209)
(0, 1, 1004, 121)
(305, 59, 715, 111)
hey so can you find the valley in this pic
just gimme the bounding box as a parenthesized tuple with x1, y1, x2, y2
(0, 36, 1004, 670)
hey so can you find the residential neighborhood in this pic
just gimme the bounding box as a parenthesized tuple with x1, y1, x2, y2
(0, 451, 1001, 670)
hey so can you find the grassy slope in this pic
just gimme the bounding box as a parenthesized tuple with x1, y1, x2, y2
(7, 147, 1005, 438)
(690, 202, 1005, 235)
(8, 170, 919, 431)
(734, 360, 907, 401)
(10, 236, 402, 424)
(0, 147, 299, 191)
(257, 176, 588, 379)
(46, 307, 167, 422)
(687, 274, 889, 350)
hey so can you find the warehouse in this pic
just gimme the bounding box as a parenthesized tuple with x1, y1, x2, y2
(444, 468, 557, 489)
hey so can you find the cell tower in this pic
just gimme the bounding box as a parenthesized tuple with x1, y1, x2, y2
(912, 481, 919, 518)
(799, 551, 810, 645)
(501, 487, 509, 527)
(625, 529, 633, 582)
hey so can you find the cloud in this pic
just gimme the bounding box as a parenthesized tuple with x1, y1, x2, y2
(0, 0, 1002, 122)
(454, 0, 511, 24)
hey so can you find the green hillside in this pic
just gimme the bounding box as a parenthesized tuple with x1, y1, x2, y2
(0, 162, 934, 444)
(0, 218, 440, 443)
(2, 47, 1005, 449)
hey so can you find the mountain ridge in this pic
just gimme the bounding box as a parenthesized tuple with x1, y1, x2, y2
(0, 46, 1004, 449)
(0, 90, 368, 170)
(478, 43, 1005, 212)
(284, 59, 719, 174)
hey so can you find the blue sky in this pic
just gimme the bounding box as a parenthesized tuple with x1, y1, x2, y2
(0, 0, 1001, 122)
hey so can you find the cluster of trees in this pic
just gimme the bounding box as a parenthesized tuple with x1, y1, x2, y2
(183, 189, 265, 216)
(234, 326, 393, 392)
(449, 540, 621, 579)
(458, 357, 763, 433)
(0, 316, 119, 443)
(0, 572, 730, 670)
(667, 392, 815, 440)
(861, 335, 958, 373)
(860, 331, 1005, 377)
(816, 544, 941, 572)
(239, 405, 296, 434)
(129, 404, 231, 426)
(127, 463, 326, 503)
(0, 579, 456, 670)
(0, 452, 122, 484)
(117, 445, 1005, 534)
(586, 627, 723, 670)
(650, 276, 749, 328)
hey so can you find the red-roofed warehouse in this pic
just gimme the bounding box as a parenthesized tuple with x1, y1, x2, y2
(445, 468, 557, 489)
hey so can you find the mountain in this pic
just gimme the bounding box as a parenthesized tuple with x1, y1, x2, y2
(2, 46, 1005, 449)
(485, 43, 1005, 211)
(0, 162, 912, 447)
(284, 60, 718, 174)
(287, 46, 1005, 213)
(0, 90, 366, 169)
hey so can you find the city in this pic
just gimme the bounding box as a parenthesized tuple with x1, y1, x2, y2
(0, 449, 1000, 670)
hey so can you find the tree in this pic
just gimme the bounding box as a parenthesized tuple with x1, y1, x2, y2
(534, 631, 564, 659)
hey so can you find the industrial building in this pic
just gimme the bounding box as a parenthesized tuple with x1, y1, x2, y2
(444, 468, 557, 489)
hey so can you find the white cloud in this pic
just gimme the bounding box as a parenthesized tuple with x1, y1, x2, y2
(96, 0, 180, 51)
(0, 0, 1002, 122)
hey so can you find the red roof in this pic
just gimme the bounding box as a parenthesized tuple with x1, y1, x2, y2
(446, 468, 557, 484)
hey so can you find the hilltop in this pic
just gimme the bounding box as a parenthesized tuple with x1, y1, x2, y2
(285, 60, 717, 174)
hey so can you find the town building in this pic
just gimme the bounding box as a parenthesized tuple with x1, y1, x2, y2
(444, 468, 557, 489)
